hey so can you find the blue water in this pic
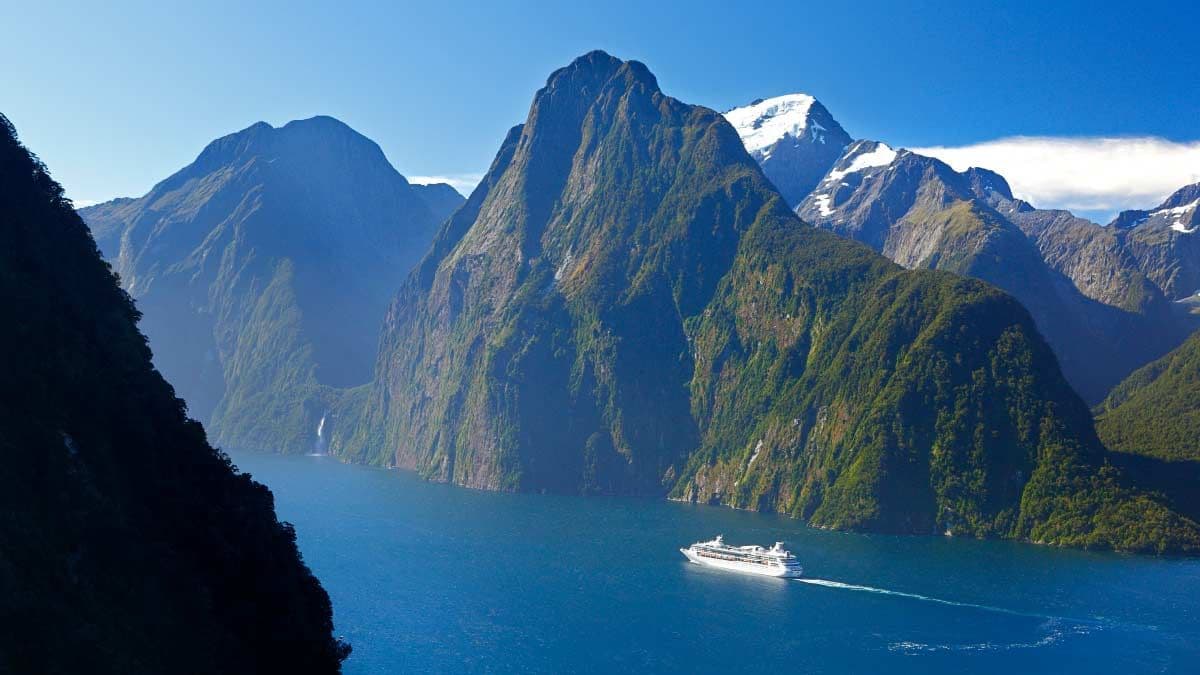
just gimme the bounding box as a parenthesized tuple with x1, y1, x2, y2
(231, 450, 1200, 674)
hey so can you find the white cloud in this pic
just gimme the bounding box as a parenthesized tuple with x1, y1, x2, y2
(407, 173, 485, 196)
(71, 199, 101, 208)
(912, 137, 1200, 218)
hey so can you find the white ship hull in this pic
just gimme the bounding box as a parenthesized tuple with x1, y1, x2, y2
(680, 547, 803, 578)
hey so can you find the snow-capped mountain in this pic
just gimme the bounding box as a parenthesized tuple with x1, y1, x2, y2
(793, 139, 1197, 402)
(723, 94, 851, 207)
(1113, 183, 1200, 235)
(801, 140, 902, 225)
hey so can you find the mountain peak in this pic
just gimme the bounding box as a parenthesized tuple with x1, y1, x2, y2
(723, 93, 818, 158)
(963, 166, 1014, 200)
(167, 114, 395, 198)
(545, 50, 626, 90)
(724, 93, 853, 207)
(1109, 183, 1200, 233)
(1159, 182, 1200, 210)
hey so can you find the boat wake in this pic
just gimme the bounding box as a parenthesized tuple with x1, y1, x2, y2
(796, 577, 1106, 625)
(797, 577, 1110, 653)
(886, 619, 1096, 653)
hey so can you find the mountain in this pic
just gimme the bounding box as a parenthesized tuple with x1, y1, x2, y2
(790, 141, 1194, 402)
(331, 51, 1199, 553)
(1109, 183, 1200, 300)
(1095, 329, 1200, 462)
(412, 182, 467, 221)
(1016, 183, 1200, 305)
(77, 195, 134, 258)
(80, 117, 462, 454)
(723, 94, 851, 208)
(0, 114, 348, 673)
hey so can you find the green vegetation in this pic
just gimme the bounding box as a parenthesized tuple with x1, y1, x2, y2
(1095, 330, 1200, 462)
(0, 114, 348, 672)
(675, 213, 1199, 553)
(337, 51, 1200, 554)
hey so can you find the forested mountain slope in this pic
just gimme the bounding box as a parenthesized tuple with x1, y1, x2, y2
(331, 52, 1200, 554)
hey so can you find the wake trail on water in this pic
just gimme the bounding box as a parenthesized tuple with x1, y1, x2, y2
(796, 577, 1129, 653)
(796, 578, 1097, 624)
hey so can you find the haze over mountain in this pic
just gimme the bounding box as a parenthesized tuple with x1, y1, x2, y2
(80, 116, 463, 453)
(324, 51, 1199, 553)
(0, 113, 347, 673)
(729, 94, 1198, 402)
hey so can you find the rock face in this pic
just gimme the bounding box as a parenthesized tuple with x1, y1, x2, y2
(723, 94, 851, 208)
(1018, 183, 1200, 305)
(0, 114, 348, 673)
(792, 144, 1195, 402)
(80, 117, 462, 453)
(334, 51, 1199, 553)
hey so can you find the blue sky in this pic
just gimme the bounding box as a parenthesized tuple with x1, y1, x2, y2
(3, 0, 1198, 220)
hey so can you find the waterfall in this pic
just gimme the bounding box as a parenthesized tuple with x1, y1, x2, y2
(313, 413, 328, 455)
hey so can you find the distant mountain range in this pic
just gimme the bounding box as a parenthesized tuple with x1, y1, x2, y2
(0, 114, 346, 673)
(725, 95, 1200, 402)
(80, 117, 463, 453)
(318, 51, 1198, 553)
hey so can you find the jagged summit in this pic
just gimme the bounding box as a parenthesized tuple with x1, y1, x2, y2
(964, 166, 1014, 200)
(723, 93, 852, 207)
(1110, 182, 1200, 233)
(537, 50, 661, 102)
(724, 94, 819, 157)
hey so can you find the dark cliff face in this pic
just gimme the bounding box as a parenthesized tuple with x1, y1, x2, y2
(79, 116, 457, 453)
(334, 52, 1200, 553)
(0, 115, 348, 673)
(794, 144, 1197, 403)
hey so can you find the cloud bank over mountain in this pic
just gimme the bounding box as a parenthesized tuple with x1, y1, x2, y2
(914, 136, 1200, 221)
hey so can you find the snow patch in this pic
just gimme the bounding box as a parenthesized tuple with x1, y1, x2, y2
(1154, 198, 1199, 233)
(826, 143, 898, 182)
(724, 94, 817, 160)
(813, 193, 835, 216)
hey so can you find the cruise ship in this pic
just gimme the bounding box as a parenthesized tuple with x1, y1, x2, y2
(680, 535, 803, 578)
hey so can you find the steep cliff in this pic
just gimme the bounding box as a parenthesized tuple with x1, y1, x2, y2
(0, 114, 348, 673)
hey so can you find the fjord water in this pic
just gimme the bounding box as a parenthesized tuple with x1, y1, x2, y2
(232, 451, 1200, 674)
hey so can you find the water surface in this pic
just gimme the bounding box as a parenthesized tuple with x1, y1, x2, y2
(232, 450, 1200, 674)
